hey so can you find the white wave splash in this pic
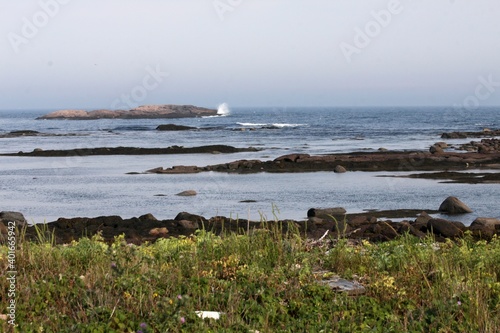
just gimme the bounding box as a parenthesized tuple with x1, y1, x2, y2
(217, 103, 231, 116)
(272, 123, 306, 128)
(236, 122, 306, 128)
(237, 122, 268, 126)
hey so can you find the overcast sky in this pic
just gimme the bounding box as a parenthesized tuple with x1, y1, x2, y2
(1, 0, 499, 109)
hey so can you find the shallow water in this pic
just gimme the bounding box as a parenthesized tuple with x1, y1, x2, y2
(1, 107, 499, 225)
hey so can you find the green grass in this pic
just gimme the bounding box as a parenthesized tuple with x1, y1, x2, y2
(1, 223, 500, 332)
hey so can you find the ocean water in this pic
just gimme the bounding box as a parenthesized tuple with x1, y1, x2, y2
(0, 106, 499, 225)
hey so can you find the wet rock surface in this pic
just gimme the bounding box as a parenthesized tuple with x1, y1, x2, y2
(0, 130, 83, 139)
(388, 171, 500, 184)
(145, 150, 500, 175)
(441, 129, 500, 139)
(1, 145, 259, 157)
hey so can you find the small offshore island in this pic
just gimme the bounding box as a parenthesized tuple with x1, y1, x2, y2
(36, 104, 218, 119)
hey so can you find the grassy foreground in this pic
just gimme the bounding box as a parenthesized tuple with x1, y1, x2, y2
(1, 224, 500, 332)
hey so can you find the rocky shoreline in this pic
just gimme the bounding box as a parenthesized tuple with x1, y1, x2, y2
(36, 104, 218, 120)
(1, 197, 499, 245)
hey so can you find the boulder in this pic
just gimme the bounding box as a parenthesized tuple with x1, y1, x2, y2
(348, 215, 377, 227)
(176, 190, 197, 196)
(0, 211, 27, 227)
(414, 211, 432, 224)
(139, 213, 158, 222)
(427, 218, 463, 238)
(429, 145, 443, 154)
(469, 217, 500, 238)
(438, 196, 473, 214)
(178, 219, 199, 230)
(174, 212, 207, 224)
(334, 165, 347, 173)
(370, 222, 399, 240)
(398, 221, 426, 238)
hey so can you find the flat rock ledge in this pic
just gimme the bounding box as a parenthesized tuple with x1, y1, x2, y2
(146, 150, 500, 175)
(36, 104, 217, 120)
(1, 145, 259, 157)
(2, 209, 499, 245)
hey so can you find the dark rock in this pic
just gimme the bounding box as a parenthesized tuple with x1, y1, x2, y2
(438, 196, 473, 214)
(469, 217, 500, 238)
(427, 218, 463, 238)
(348, 215, 377, 227)
(274, 154, 310, 163)
(156, 124, 197, 131)
(430, 145, 444, 154)
(441, 132, 468, 139)
(178, 219, 199, 230)
(174, 212, 207, 224)
(307, 207, 346, 219)
(415, 211, 432, 224)
(0, 211, 27, 227)
(10, 130, 40, 135)
(4, 145, 259, 157)
(369, 222, 399, 240)
(139, 213, 158, 222)
(398, 221, 426, 238)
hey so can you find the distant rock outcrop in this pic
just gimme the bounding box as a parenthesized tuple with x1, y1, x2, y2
(36, 105, 217, 120)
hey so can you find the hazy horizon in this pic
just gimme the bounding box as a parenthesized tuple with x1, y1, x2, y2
(1, 0, 499, 110)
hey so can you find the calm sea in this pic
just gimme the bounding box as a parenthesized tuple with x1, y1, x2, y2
(0, 107, 499, 224)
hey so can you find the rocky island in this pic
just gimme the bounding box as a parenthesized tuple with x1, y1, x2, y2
(36, 104, 218, 120)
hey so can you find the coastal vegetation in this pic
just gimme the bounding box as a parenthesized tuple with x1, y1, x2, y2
(1, 223, 500, 332)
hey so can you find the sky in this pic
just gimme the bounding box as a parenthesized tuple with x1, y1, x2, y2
(1, 0, 500, 109)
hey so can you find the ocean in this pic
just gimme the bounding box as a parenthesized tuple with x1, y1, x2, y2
(0, 106, 499, 225)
